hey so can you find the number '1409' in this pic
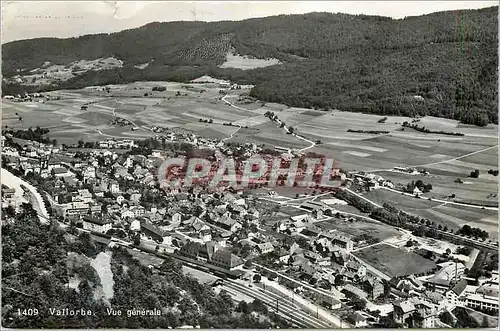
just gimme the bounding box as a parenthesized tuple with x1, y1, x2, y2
(18, 309, 39, 316)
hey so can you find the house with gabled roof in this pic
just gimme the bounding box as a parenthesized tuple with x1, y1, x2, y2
(348, 311, 368, 328)
(255, 242, 274, 255)
(393, 300, 416, 325)
(82, 215, 113, 233)
(198, 241, 220, 262)
(210, 248, 243, 270)
(141, 222, 172, 245)
(364, 276, 384, 300)
(216, 216, 242, 232)
(445, 278, 467, 307)
(179, 242, 202, 260)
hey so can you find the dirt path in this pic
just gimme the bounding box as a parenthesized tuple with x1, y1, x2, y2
(223, 126, 242, 142)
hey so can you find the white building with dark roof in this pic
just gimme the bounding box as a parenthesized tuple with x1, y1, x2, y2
(82, 216, 113, 233)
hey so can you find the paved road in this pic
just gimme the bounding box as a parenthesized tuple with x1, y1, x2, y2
(1, 168, 49, 223)
(221, 95, 261, 114)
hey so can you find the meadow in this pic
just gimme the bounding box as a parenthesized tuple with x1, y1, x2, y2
(363, 189, 498, 239)
(354, 244, 438, 278)
(315, 218, 401, 242)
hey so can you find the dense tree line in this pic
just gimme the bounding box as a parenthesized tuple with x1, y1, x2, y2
(2, 7, 497, 125)
(457, 224, 489, 240)
(347, 129, 389, 134)
(402, 121, 466, 134)
(4, 127, 51, 144)
(335, 189, 374, 213)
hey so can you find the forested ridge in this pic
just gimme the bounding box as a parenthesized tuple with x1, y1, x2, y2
(2, 7, 498, 124)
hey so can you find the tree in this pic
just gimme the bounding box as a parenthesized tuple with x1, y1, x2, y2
(382, 280, 391, 298)
(253, 274, 261, 283)
(380, 315, 399, 328)
(244, 260, 253, 269)
(334, 274, 344, 287)
(439, 312, 455, 326)
(3, 205, 16, 217)
(353, 297, 366, 311)
(237, 300, 249, 314)
(470, 169, 480, 178)
(250, 298, 268, 315)
(481, 316, 489, 328)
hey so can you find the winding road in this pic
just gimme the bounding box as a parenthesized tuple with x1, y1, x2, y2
(1, 168, 50, 223)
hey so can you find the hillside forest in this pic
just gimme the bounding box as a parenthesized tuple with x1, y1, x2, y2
(2, 7, 498, 125)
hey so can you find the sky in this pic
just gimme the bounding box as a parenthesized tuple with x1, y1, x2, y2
(1, 1, 497, 43)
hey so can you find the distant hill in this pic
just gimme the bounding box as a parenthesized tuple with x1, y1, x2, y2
(2, 7, 498, 125)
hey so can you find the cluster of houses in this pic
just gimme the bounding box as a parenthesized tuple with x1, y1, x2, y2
(387, 269, 499, 327)
(3, 92, 47, 102)
(98, 138, 136, 149)
(347, 171, 394, 191)
(393, 166, 429, 176)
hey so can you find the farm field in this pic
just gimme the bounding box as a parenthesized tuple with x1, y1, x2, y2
(376, 169, 498, 205)
(316, 218, 401, 242)
(354, 244, 438, 278)
(218, 52, 282, 70)
(363, 188, 498, 239)
(3, 79, 497, 177)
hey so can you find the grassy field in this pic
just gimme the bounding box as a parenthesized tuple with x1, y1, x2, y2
(218, 52, 282, 70)
(3, 78, 496, 243)
(316, 218, 401, 242)
(363, 189, 498, 239)
(354, 244, 438, 277)
(3, 79, 496, 182)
